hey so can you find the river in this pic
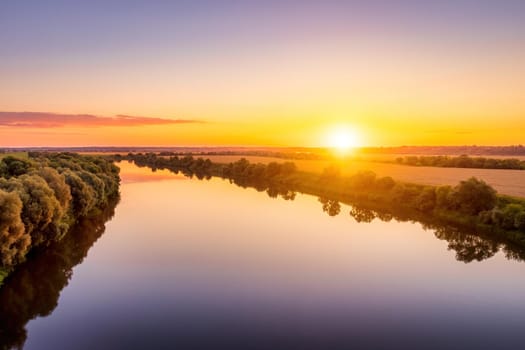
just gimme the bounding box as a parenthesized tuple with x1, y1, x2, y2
(1, 161, 525, 349)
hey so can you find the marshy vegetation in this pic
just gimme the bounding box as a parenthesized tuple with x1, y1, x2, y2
(0, 153, 120, 284)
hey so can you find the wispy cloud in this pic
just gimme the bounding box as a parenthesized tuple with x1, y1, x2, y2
(0, 112, 202, 128)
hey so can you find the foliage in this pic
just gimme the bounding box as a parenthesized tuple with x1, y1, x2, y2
(0, 152, 120, 270)
(122, 153, 525, 253)
(0, 156, 34, 179)
(320, 165, 341, 181)
(0, 190, 30, 267)
(395, 154, 525, 170)
(449, 177, 497, 215)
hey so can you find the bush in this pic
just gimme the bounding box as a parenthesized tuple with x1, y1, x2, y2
(349, 171, 376, 189)
(416, 187, 437, 212)
(376, 176, 395, 190)
(501, 204, 525, 230)
(515, 211, 525, 231)
(450, 177, 497, 215)
(320, 165, 341, 181)
(436, 186, 453, 210)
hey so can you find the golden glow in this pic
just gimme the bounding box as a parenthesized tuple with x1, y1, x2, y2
(324, 125, 362, 153)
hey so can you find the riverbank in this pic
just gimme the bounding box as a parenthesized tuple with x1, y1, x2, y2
(118, 153, 525, 248)
(0, 153, 120, 286)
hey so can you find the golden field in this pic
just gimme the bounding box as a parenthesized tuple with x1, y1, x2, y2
(205, 155, 525, 198)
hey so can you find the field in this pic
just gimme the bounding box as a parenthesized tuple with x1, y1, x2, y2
(205, 155, 525, 198)
(0, 152, 28, 160)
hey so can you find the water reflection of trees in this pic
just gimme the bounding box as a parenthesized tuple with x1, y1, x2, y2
(343, 202, 525, 264)
(318, 197, 341, 217)
(0, 197, 118, 350)
(126, 157, 525, 265)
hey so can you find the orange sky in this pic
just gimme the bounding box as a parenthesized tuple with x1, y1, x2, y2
(1, 1, 524, 147)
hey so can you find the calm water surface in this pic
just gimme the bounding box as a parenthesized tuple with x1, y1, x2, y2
(3, 162, 525, 349)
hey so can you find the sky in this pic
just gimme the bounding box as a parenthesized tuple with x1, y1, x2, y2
(1, 0, 524, 147)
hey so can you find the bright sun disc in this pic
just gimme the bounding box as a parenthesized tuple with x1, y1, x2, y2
(326, 126, 361, 153)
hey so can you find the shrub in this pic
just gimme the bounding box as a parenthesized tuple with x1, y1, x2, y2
(349, 171, 376, 189)
(501, 204, 524, 230)
(320, 165, 341, 181)
(436, 186, 453, 210)
(450, 177, 497, 215)
(515, 211, 525, 231)
(376, 176, 395, 190)
(416, 187, 437, 212)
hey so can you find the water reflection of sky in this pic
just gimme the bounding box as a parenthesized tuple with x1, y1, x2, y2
(24, 163, 525, 349)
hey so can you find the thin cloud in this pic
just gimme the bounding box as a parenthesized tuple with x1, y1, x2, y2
(0, 112, 202, 128)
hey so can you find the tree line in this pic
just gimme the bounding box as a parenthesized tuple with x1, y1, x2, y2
(0, 152, 120, 283)
(117, 153, 525, 247)
(360, 145, 525, 156)
(394, 155, 525, 170)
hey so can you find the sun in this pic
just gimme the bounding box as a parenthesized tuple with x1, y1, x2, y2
(324, 125, 361, 154)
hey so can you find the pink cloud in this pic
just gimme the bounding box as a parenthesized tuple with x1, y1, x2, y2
(0, 112, 202, 128)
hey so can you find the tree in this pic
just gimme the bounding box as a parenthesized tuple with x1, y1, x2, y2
(501, 204, 525, 230)
(0, 190, 31, 267)
(376, 176, 395, 190)
(280, 162, 297, 176)
(515, 211, 525, 231)
(349, 171, 376, 189)
(450, 177, 497, 215)
(318, 197, 341, 216)
(416, 187, 437, 212)
(0, 157, 33, 179)
(0, 175, 64, 246)
(35, 167, 72, 210)
(436, 186, 453, 209)
(266, 162, 282, 177)
(349, 207, 376, 223)
(320, 165, 340, 181)
(63, 170, 96, 217)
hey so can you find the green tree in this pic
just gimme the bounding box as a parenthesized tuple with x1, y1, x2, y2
(0, 175, 64, 246)
(515, 211, 525, 230)
(349, 171, 376, 189)
(36, 167, 72, 210)
(450, 177, 497, 215)
(320, 165, 341, 181)
(416, 187, 437, 212)
(501, 204, 524, 229)
(63, 170, 96, 217)
(0, 156, 33, 179)
(0, 190, 31, 267)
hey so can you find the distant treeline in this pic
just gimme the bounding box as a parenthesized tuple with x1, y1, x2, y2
(360, 145, 525, 156)
(4, 145, 525, 156)
(157, 150, 327, 160)
(117, 153, 525, 247)
(394, 155, 525, 170)
(0, 153, 120, 282)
